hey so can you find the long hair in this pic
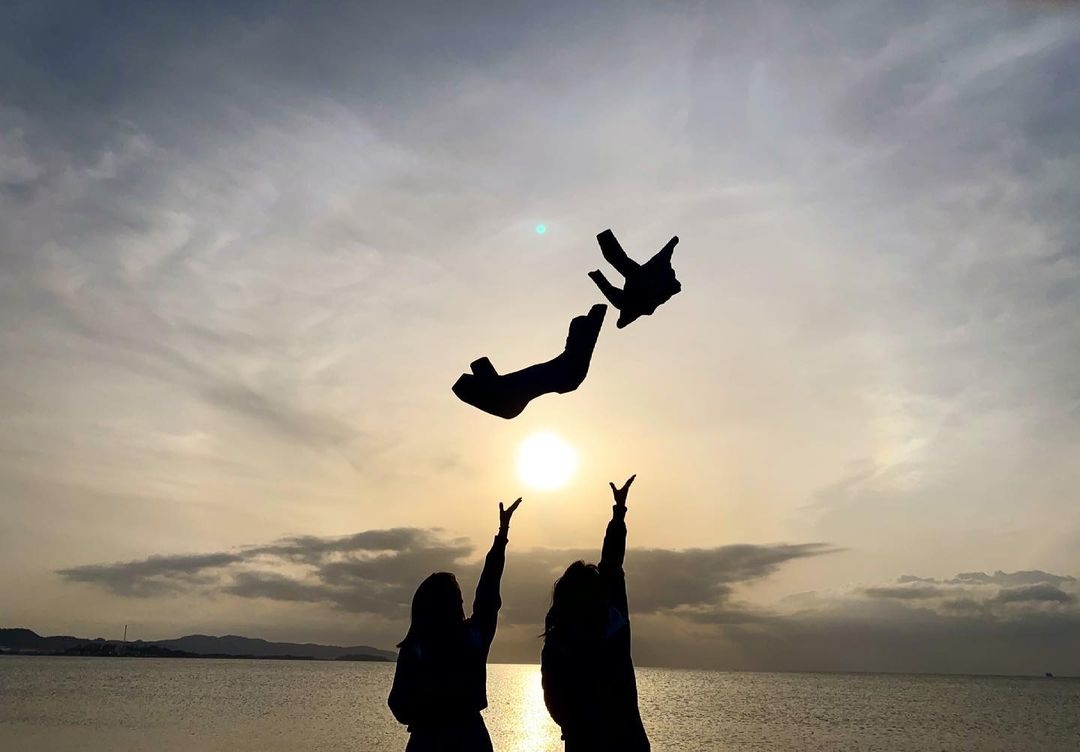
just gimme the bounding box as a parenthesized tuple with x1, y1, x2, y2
(543, 560, 607, 639)
(398, 572, 466, 649)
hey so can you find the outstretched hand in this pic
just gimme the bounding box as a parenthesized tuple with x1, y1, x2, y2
(499, 498, 523, 534)
(608, 475, 636, 509)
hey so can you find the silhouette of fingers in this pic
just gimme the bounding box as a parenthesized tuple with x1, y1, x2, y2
(597, 229, 640, 276)
(657, 236, 678, 261)
(609, 474, 636, 506)
(588, 269, 625, 308)
(500, 498, 523, 527)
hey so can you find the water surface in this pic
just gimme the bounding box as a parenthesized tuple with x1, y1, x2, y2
(1, 657, 1077, 751)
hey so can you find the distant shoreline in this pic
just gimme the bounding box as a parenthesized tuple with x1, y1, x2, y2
(0, 628, 396, 663)
(0, 651, 391, 662)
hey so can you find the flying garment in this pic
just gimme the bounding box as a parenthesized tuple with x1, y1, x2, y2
(452, 304, 607, 419)
(588, 229, 681, 328)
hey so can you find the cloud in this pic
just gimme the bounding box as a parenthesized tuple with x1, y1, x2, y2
(249, 528, 448, 562)
(57, 527, 482, 620)
(57, 529, 1080, 673)
(856, 570, 1078, 611)
(863, 585, 946, 600)
(222, 571, 337, 604)
(617, 566, 1080, 673)
(57, 552, 244, 597)
(618, 543, 838, 612)
(994, 584, 1074, 605)
(740, 568, 1080, 673)
(854, 572, 1080, 623)
(766, 579, 1080, 674)
(57, 527, 838, 629)
(951, 571, 1076, 589)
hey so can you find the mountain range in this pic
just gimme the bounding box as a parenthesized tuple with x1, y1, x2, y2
(0, 628, 396, 661)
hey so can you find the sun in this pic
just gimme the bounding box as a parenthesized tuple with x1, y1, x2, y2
(516, 431, 578, 491)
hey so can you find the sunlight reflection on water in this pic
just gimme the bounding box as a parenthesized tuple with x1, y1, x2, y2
(485, 664, 562, 752)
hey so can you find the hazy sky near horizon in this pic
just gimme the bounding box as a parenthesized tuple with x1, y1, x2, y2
(2, 0, 1079, 672)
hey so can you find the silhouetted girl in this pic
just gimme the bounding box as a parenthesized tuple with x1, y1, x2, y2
(541, 476, 649, 751)
(388, 498, 522, 751)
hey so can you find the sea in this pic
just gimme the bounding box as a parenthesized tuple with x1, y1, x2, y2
(1, 657, 1077, 751)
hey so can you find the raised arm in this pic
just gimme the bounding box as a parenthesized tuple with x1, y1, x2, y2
(471, 498, 522, 647)
(599, 475, 634, 618)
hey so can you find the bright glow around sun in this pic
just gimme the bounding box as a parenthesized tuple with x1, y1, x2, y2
(516, 431, 578, 491)
(535, 223, 547, 235)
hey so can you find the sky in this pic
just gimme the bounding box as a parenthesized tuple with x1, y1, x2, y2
(2, 0, 1079, 674)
